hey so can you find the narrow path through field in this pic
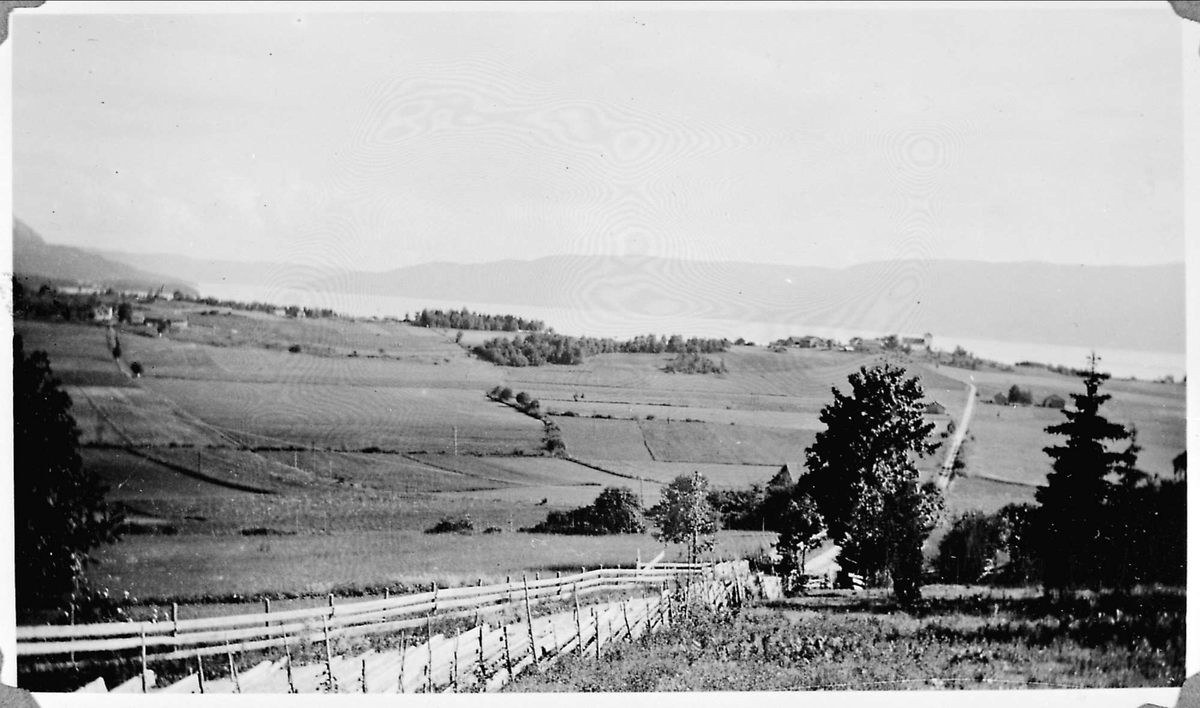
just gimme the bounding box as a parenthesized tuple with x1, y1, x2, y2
(936, 380, 977, 492)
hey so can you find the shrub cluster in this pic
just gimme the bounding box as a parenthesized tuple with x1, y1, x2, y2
(526, 487, 645, 535)
(663, 352, 727, 374)
(425, 514, 475, 535)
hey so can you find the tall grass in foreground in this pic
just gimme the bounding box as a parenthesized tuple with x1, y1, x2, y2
(505, 586, 1184, 691)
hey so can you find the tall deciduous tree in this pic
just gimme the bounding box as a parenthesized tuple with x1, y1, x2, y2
(13, 335, 123, 618)
(1035, 356, 1137, 592)
(801, 362, 942, 605)
(649, 472, 719, 566)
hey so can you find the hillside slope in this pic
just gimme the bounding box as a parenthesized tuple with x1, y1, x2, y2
(13, 217, 197, 294)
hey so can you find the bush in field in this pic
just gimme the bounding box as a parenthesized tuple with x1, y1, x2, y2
(663, 352, 728, 374)
(288, 344, 302, 353)
(527, 487, 645, 535)
(935, 511, 1004, 584)
(425, 514, 475, 535)
(129, 361, 143, 377)
(1007, 385, 1033, 405)
(544, 423, 567, 456)
(776, 494, 825, 590)
(993, 502, 1040, 584)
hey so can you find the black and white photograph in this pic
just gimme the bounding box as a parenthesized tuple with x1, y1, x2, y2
(3, 1, 1191, 703)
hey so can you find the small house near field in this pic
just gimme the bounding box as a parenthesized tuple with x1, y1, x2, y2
(1042, 394, 1067, 409)
(92, 305, 114, 323)
(925, 401, 947, 415)
(993, 392, 1009, 406)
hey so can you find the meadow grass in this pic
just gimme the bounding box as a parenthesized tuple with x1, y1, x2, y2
(86, 529, 772, 604)
(505, 586, 1185, 691)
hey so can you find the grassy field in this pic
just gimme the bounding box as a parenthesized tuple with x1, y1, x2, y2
(14, 314, 1186, 617)
(86, 529, 773, 602)
(506, 586, 1186, 691)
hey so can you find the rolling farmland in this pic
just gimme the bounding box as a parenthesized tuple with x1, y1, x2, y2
(12, 309, 1186, 611)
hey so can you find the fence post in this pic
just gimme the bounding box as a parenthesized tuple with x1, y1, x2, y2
(398, 633, 408, 693)
(503, 624, 513, 679)
(477, 623, 487, 684)
(322, 615, 335, 693)
(622, 600, 632, 640)
(522, 575, 538, 667)
(171, 602, 179, 638)
(452, 632, 461, 692)
(425, 615, 434, 693)
(574, 586, 583, 656)
(196, 651, 205, 694)
(140, 626, 148, 693)
(592, 608, 600, 660)
(263, 598, 270, 629)
(361, 657, 368, 694)
(227, 639, 241, 694)
(283, 628, 296, 694)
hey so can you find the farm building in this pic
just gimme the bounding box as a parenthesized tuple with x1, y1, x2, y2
(795, 336, 826, 349)
(849, 337, 883, 351)
(925, 401, 947, 415)
(770, 464, 798, 488)
(1042, 394, 1067, 409)
(92, 305, 114, 323)
(901, 333, 933, 351)
(993, 392, 1009, 406)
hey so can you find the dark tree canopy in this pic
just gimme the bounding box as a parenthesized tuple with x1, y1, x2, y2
(13, 335, 122, 617)
(1034, 360, 1136, 591)
(527, 487, 645, 535)
(801, 362, 942, 605)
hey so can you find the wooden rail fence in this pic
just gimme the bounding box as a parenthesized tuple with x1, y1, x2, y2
(19, 560, 761, 693)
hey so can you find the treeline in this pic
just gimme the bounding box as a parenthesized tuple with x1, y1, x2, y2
(413, 308, 545, 332)
(472, 332, 731, 367)
(12, 281, 110, 322)
(176, 293, 341, 319)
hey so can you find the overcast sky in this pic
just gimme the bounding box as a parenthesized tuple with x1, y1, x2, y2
(11, 3, 1183, 272)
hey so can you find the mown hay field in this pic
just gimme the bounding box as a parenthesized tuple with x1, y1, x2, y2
(141, 378, 545, 454)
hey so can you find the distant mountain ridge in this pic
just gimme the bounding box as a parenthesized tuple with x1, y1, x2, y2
(86, 247, 1184, 354)
(12, 218, 198, 295)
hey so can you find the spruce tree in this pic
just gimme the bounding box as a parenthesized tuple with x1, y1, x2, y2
(1035, 354, 1136, 592)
